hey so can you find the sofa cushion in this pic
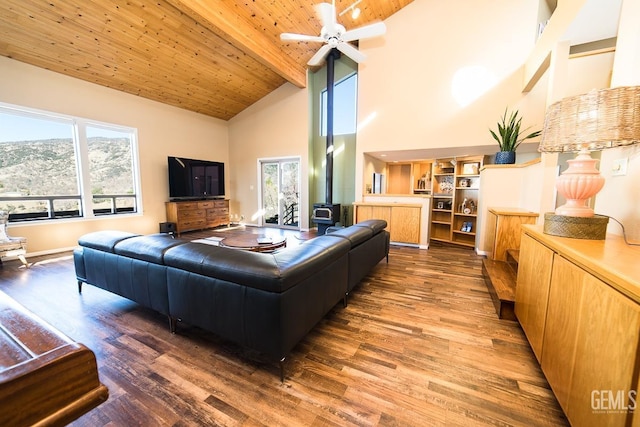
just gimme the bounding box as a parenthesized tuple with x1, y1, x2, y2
(273, 235, 350, 283)
(164, 235, 350, 293)
(165, 243, 278, 287)
(114, 233, 188, 264)
(354, 219, 388, 234)
(77, 230, 139, 252)
(325, 225, 373, 247)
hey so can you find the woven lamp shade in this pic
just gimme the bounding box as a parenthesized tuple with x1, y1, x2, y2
(539, 86, 640, 153)
(538, 86, 640, 237)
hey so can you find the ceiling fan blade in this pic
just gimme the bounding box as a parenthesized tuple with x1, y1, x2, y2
(336, 42, 366, 63)
(280, 33, 325, 42)
(307, 44, 332, 66)
(315, 2, 338, 34)
(342, 21, 386, 42)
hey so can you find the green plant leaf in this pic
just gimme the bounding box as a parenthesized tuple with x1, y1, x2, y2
(490, 109, 541, 152)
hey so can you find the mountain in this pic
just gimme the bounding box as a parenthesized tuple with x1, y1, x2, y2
(0, 137, 133, 214)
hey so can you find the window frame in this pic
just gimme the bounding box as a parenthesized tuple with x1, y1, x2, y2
(0, 102, 143, 223)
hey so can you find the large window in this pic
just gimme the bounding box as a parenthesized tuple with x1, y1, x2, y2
(0, 103, 140, 222)
(320, 73, 357, 136)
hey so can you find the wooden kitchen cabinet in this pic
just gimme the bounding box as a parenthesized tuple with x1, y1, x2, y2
(389, 206, 420, 244)
(374, 155, 485, 248)
(382, 161, 433, 195)
(354, 204, 391, 225)
(354, 203, 420, 244)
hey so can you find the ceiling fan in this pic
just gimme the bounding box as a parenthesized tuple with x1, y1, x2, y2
(280, 2, 386, 66)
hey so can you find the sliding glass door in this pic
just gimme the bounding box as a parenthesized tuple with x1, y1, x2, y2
(260, 158, 300, 229)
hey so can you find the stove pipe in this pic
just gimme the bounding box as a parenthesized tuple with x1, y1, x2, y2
(325, 49, 337, 204)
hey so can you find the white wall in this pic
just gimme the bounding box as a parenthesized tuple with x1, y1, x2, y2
(0, 56, 228, 254)
(355, 0, 640, 243)
(596, 0, 640, 241)
(596, 142, 640, 239)
(356, 0, 546, 199)
(227, 82, 309, 228)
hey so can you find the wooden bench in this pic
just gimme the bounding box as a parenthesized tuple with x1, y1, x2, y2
(0, 291, 108, 426)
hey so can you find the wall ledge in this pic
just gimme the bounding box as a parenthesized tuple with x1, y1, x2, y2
(481, 158, 541, 171)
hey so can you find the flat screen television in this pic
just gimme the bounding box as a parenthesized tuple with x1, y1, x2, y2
(168, 156, 225, 200)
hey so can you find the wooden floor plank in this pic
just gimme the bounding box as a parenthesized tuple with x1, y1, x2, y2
(0, 230, 568, 426)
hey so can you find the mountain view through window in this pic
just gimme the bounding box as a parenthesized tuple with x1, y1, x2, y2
(0, 106, 138, 220)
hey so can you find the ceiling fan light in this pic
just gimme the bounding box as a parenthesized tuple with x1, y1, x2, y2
(285, 1, 383, 67)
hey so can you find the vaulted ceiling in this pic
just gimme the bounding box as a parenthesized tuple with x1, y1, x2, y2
(0, 0, 413, 120)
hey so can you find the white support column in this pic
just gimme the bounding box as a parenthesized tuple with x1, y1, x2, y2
(537, 41, 571, 221)
(597, 0, 640, 240)
(611, 0, 640, 87)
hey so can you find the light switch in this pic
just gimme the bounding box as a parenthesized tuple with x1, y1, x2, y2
(611, 157, 628, 176)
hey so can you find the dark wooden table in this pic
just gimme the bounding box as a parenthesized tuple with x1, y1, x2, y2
(219, 234, 287, 252)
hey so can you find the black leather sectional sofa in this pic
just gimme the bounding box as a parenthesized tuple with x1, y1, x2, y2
(73, 220, 389, 379)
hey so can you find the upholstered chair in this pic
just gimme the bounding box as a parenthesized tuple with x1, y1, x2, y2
(0, 211, 28, 267)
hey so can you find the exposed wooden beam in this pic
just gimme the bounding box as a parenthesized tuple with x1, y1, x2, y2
(0, 0, 411, 119)
(166, 0, 308, 88)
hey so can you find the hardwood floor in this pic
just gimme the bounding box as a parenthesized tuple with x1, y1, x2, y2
(0, 229, 568, 426)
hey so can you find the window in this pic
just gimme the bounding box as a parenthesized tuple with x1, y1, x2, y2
(86, 125, 137, 216)
(320, 73, 357, 136)
(0, 103, 140, 222)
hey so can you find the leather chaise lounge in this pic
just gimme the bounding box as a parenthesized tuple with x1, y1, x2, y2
(73, 220, 389, 379)
(325, 220, 389, 303)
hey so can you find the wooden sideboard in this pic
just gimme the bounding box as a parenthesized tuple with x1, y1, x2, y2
(354, 202, 421, 244)
(165, 199, 229, 235)
(515, 225, 640, 427)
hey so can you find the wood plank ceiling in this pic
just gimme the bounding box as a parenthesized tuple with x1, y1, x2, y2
(0, 0, 413, 120)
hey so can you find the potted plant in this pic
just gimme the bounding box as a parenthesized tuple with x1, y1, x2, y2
(490, 109, 541, 164)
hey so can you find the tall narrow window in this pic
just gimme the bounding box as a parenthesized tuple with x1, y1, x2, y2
(321, 73, 357, 136)
(260, 158, 300, 229)
(86, 125, 137, 215)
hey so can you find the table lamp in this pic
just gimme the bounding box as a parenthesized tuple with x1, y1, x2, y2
(538, 86, 640, 239)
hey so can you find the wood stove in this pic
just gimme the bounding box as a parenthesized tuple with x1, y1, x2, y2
(312, 203, 341, 234)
